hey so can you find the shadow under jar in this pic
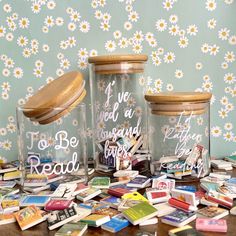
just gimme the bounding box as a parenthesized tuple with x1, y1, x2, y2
(145, 92, 212, 181)
(88, 54, 150, 175)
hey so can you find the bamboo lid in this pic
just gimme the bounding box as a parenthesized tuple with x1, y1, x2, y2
(88, 54, 148, 64)
(145, 92, 212, 104)
(23, 71, 84, 118)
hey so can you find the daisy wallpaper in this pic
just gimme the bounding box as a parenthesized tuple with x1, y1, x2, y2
(0, 0, 236, 162)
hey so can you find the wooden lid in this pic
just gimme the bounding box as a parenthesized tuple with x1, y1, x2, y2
(145, 92, 212, 104)
(23, 71, 84, 118)
(38, 90, 86, 125)
(88, 54, 148, 64)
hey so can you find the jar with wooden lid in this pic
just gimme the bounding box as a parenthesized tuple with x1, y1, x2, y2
(145, 92, 212, 180)
(88, 54, 149, 174)
(16, 71, 88, 188)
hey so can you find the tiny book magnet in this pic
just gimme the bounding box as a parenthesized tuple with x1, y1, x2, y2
(47, 206, 78, 230)
(127, 176, 151, 188)
(0, 213, 16, 225)
(3, 170, 22, 180)
(94, 207, 119, 218)
(55, 222, 88, 236)
(23, 178, 48, 187)
(100, 195, 121, 209)
(0, 163, 18, 174)
(88, 177, 110, 189)
(225, 177, 236, 187)
(0, 187, 19, 197)
(171, 189, 197, 207)
(14, 205, 45, 230)
(196, 218, 227, 232)
(101, 214, 129, 233)
(206, 191, 233, 208)
(0, 180, 16, 188)
(175, 185, 196, 193)
(152, 179, 175, 191)
(113, 170, 139, 178)
(118, 199, 144, 211)
(169, 225, 204, 236)
(76, 188, 101, 202)
(72, 183, 89, 196)
(20, 195, 50, 207)
(197, 206, 229, 219)
(161, 209, 196, 227)
(122, 201, 158, 225)
(122, 191, 148, 202)
(71, 206, 91, 223)
(139, 217, 158, 226)
(153, 203, 176, 217)
(51, 183, 77, 200)
(80, 214, 110, 227)
(45, 199, 73, 211)
(146, 189, 170, 204)
(79, 200, 109, 212)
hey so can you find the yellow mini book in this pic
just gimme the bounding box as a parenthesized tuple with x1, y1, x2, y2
(3, 170, 22, 180)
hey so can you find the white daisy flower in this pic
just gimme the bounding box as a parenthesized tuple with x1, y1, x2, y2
(178, 36, 189, 48)
(124, 21, 132, 31)
(42, 26, 49, 33)
(197, 117, 204, 125)
(154, 78, 163, 88)
(68, 36, 76, 47)
(224, 73, 235, 84)
(105, 40, 116, 52)
(220, 96, 229, 105)
(57, 53, 64, 60)
(203, 75, 210, 81)
(201, 43, 209, 53)
(2, 140, 12, 150)
(224, 51, 235, 63)
(145, 32, 154, 42)
(77, 59, 88, 70)
(163, 0, 173, 11)
(224, 0, 234, 4)
(35, 60, 44, 68)
(42, 44, 50, 52)
(113, 30, 122, 39)
(202, 81, 213, 92)
(207, 18, 216, 29)
(2, 92, 9, 100)
(18, 98, 25, 105)
(55, 17, 64, 26)
(60, 40, 68, 50)
(166, 83, 174, 91)
(47, 0, 56, 10)
(156, 19, 167, 32)
(5, 33, 14, 41)
(19, 18, 29, 29)
(218, 28, 230, 40)
(221, 62, 228, 69)
(2, 68, 10, 77)
(89, 49, 98, 56)
(152, 56, 162, 66)
(0, 26, 6, 38)
(56, 68, 64, 76)
(0, 128, 7, 136)
(169, 25, 179, 36)
(125, 4, 133, 12)
(7, 123, 16, 133)
(66, 7, 73, 14)
(157, 47, 164, 55)
(95, 10, 103, 19)
(68, 22, 76, 31)
(211, 126, 222, 137)
(3, 4, 12, 13)
(196, 62, 203, 70)
(132, 43, 143, 54)
(178, 29, 186, 37)
(164, 52, 175, 63)
(118, 37, 129, 48)
(206, 0, 217, 11)
(223, 131, 234, 141)
(187, 25, 198, 36)
(133, 31, 144, 43)
(44, 16, 54, 27)
(175, 69, 183, 78)
(78, 48, 88, 60)
(100, 21, 110, 31)
(33, 68, 43, 78)
(226, 103, 234, 111)
(148, 39, 157, 47)
(1, 82, 10, 92)
(218, 108, 228, 119)
(103, 13, 111, 22)
(128, 11, 139, 22)
(70, 11, 81, 22)
(4, 58, 14, 68)
(60, 59, 71, 69)
(229, 35, 236, 45)
(31, 3, 41, 14)
(169, 14, 178, 24)
(13, 67, 23, 79)
(79, 21, 90, 33)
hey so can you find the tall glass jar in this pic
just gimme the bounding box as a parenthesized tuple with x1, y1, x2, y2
(145, 92, 212, 180)
(89, 55, 149, 174)
(16, 104, 88, 187)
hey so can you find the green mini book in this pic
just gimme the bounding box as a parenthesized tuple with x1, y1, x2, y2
(55, 222, 88, 236)
(122, 201, 158, 225)
(89, 177, 110, 189)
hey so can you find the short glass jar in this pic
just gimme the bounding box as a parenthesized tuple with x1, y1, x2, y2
(89, 54, 149, 174)
(145, 92, 212, 180)
(16, 104, 88, 187)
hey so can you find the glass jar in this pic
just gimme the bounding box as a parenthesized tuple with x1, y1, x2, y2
(16, 104, 88, 187)
(88, 54, 149, 174)
(145, 92, 212, 180)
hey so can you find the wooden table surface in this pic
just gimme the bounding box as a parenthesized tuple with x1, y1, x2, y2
(1, 169, 236, 236)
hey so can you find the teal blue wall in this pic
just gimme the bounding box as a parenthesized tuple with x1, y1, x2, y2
(0, 0, 236, 162)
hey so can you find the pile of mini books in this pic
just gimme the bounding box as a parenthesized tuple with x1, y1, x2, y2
(0, 157, 236, 236)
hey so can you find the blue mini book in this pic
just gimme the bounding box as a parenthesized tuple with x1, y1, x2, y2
(20, 195, 50, 207)
(176, 185, 196, 193)
(101, 214, 129, 233)
(226, 178, 236, 186)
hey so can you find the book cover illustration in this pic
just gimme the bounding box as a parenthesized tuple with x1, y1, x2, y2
(20, 195, 50, 206)
(89, 177, 110, 188)
(197, 206, 228, 218)
(55, 222, 88, 236)
(162, 209, 195, 223)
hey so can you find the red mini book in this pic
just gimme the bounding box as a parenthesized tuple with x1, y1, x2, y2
(45, 199, 73, 211)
